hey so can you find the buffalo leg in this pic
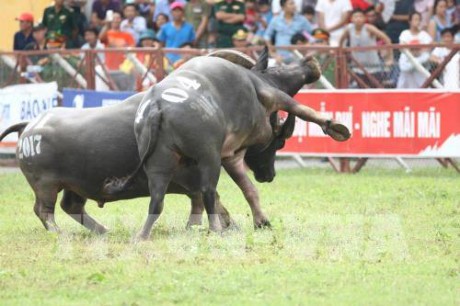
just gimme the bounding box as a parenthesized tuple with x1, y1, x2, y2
(33, 187, 60, 232)
(198, 156, 222, 232)
(60, 190, 107, 234)
(187, 192, 235, 229)
(223, 153, 270, 228)
(137, 150, 178, 240)
(187, 192, 205, 227)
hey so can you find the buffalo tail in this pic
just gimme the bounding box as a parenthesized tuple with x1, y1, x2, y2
(0, 122, 29, 142)
(103, 100, 163, 195)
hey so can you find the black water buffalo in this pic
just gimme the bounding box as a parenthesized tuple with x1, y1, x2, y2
(0, 50, 337, 234)
(104, 53, 350, 239)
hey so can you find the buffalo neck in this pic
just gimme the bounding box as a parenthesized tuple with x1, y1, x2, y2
(257, 66, 306, 97)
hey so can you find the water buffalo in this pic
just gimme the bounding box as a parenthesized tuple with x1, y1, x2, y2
(0, 50, 333, 234)
(104, 53, 350, 239)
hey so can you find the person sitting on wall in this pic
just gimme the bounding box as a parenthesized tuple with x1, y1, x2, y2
(13, 12, 35, 50)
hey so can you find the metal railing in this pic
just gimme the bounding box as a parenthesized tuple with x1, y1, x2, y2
(1, 43, 458, 92)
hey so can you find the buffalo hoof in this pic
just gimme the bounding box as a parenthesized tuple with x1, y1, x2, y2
(93, 225, 108, 235)
(254, 219, 271, 229)
(45, 222, 61, 233)
(324, 120, 351, 142)
(134, 232, 151, 242)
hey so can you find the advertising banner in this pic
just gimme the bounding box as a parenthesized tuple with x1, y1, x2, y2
(0, 82, 58, 152)
(62, 88, 135, 108)
(283, 90, 460, 157)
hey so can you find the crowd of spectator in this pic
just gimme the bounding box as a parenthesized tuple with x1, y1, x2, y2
(11, 0, 460, 89)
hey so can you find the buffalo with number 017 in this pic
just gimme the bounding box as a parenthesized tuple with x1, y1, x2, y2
(0, 50, 350, 236)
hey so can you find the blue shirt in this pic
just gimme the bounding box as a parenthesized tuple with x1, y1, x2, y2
(154, 0, 186, 21)
(13, 31, 35, 50)
(158, 21, 195, 63)
(264, 12, 312, 46)
(264, 12, 312, 61)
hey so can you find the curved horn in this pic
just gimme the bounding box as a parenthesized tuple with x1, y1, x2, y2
(207, 49, 255, 69)
(279, 113, 296, 139)
(253, 46, 269, 71)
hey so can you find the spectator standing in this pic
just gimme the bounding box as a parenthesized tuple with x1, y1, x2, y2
(428, 0, 453, 41)
(397, 12, 433, 88)
(81, 27, 106, 64)
(121, 3, 147, 43)
(13, 12, 35, 50)
(446, 0, 457, 24)
(271, 0, 303, 15)
(430, 28, 460, 89)
(264, 0, 312, 64)
(214, 0, 246, 48)
(42, 0, 78, 48)
(385, 0, 412, 43)
(339, 8, 393, 87)
(24, 24, 50, 67)
(302, 6, 318, 29)
(315, 0, 353, 46)
(155, 0, 186, 21)
(253, 0, 273, 43)
(158, 2, 196, 63)
(99, 11, 136, 70)
(244, 0, 259, 34)
(154, 13, 170, 32)
(414, 0, 435, 30)
(185, 0, 211, 48)
(92, 0, 122, 27)
(100, 11, 136, 47)
(137, 0, 154, 18)
(365, 5, 386, 30)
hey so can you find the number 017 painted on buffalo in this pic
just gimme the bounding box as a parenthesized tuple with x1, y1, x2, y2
(18, 134, 42, 159)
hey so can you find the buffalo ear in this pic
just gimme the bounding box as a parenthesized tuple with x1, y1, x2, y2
(280, 114, 296, 139)
(253, 46, 269, 71)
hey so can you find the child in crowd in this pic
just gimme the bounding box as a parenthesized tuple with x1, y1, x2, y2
(397, 12, 433, 88)
(430, 27, 460, 89)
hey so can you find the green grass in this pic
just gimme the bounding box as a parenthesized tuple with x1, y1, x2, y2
(0, 167, 459, 305)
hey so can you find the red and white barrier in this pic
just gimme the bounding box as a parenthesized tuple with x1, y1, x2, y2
(282, 90, 460, 158)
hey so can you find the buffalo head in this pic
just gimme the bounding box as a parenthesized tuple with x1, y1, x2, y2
(244, 113, 295, 182)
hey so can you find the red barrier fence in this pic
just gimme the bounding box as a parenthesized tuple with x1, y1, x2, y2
(285, 90, 460, 157)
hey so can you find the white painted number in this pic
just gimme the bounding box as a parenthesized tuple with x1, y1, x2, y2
(177, 76, 201, 90)
(18, 134, 42, 159)
(161, 88, 189, 103)
(161, 77, 201, 104)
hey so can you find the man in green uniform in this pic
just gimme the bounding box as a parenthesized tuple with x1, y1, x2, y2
(213, 0, 245, 48)
(185, 0, 211, 48)
(42, 0, 77, 48)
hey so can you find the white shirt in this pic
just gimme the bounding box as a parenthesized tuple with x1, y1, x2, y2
(315, 0, 352, 46)
(432, 47, 460, 89)
(397, 30, 432, 88)
(81, 40, 106, 63)
(120, 16, 147, 43)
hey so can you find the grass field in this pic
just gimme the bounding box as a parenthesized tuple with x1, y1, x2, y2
(0, 167, 458, 305)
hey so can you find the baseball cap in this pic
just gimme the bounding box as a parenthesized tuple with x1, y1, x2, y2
(16, 12, 34, 23)
(170, 2, 185, 10)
